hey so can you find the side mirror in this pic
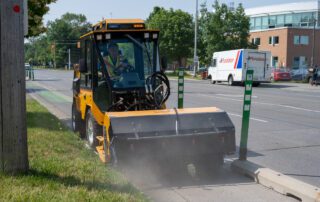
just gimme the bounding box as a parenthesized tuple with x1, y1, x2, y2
(79, 59, 87, 73)
(161, 56, 168, 72)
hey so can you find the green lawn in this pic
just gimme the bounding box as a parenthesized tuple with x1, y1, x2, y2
(0, 99, 146, 202)
(165, 71, 203, 80)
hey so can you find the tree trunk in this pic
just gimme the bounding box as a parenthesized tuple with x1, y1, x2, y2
(0, 0, 29, 173)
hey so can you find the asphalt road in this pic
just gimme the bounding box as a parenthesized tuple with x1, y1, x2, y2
(26, 69, 320, 201)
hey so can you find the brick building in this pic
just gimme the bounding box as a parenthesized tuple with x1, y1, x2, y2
(246, 1, 320, 69)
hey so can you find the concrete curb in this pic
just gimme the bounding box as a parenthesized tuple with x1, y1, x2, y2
(231, 160, 320, 202)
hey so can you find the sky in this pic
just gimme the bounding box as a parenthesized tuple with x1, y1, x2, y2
(43, 0, 311, 24)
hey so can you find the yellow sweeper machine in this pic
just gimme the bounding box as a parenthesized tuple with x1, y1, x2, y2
(72, 19, 235, 173)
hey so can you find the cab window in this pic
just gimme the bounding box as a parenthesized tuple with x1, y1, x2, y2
(80, 39, 92, 88)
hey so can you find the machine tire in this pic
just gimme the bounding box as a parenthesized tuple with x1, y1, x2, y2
(71, 102, 81, 132)
(79, 123, 86, 139)
(86, 110, 102, 148)
(228, 76, 234, 86)
(195, 154, 223, 178)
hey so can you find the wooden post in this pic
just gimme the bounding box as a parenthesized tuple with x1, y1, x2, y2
(0, 0, 29, 173)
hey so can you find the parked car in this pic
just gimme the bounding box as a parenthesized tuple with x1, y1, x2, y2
(305, 68, 320, 85)
(271, 68, 291, 81)
(290, 68, 308, 80)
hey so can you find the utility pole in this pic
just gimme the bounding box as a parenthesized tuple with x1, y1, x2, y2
(53, 42, 56, 68)
(68, 48, 71, 70)
(193, 0, 199, 77)
(311, 17, 316, 68)
(0, 0, 29, 173)
(52, 42, 76, 69)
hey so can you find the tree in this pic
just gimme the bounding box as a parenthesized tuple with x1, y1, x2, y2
(25, 13, 91, 68)
(147, 7, 194, 67)
(25, 36, 52, 66)
(28, 0, 57, 37)
(46, 13, 91, 67)
(199, 1, 255, 65)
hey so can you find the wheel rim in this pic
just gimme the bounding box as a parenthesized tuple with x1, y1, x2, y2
(87, 118, 94, 145)
(228, 77, 232, 85)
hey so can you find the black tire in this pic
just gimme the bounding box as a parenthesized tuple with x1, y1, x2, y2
(270, 77, 274, 82)
(71, 102, 81, 132)
(309, 77, 313, 85)
(210, 77, 216, 84)
(86, 109, 102, 148)
(228, 76, 234, 86)
(253, 82, 260, 87)
(79, 119, 86, 139)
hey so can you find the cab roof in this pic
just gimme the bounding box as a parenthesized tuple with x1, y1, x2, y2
(80, 18, 159, 39)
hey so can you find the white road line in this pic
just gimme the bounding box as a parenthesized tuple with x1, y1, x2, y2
(254, 101, 320, 113)
(228, 113, 268, 123)
(216, 94, 258, 99)
(196, 94, 320, 114)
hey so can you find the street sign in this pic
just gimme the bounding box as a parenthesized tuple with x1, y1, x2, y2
(178, 68, 184, 109)
(239, 69, 254, 160)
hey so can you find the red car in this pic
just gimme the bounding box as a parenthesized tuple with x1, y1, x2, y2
(271, 68, 292, 81)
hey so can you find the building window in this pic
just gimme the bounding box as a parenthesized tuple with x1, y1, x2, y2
(300, 36, 309, 45)
(294, 36, 300, 44)
(272, 56, 279, 67)
(293, 56, 308, 68)
(249, 11, 319, 31)
(269, 16, 276, 28)
(255, 17, 262, 30)
(262, 16, 268, 29)
(252, 37, 260, 45)
(293, 57, 300, 68)
(293, 35, 309, 45)
(285, 14, 293, 25)
(250, 18, 255, 30)
(276, 15, 285, 27)
(269, 36, 279, 45)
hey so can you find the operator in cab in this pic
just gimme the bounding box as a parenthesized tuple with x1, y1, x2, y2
(104, 43, 130, 78)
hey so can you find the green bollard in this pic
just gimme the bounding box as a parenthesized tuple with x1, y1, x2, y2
(239, 69, 254, 161)
(177, 68, 184, 109)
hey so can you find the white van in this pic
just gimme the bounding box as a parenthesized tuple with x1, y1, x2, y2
(208, 49, 271, 86)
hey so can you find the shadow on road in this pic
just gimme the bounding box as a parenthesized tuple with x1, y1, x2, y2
(33, 79, 61, 82)
(258, 83, 295, 89)
(26, 88, 48, 94)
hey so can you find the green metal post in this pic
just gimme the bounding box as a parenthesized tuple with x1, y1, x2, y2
(239, 70, 254, 160)
(178, 68, 184, 109)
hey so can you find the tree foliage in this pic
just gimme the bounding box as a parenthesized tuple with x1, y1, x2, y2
(147, 7, 194, 67)
(199, 1, 255, 65)
(25, 13, 91, 67)
(28, 0, 57, 37)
